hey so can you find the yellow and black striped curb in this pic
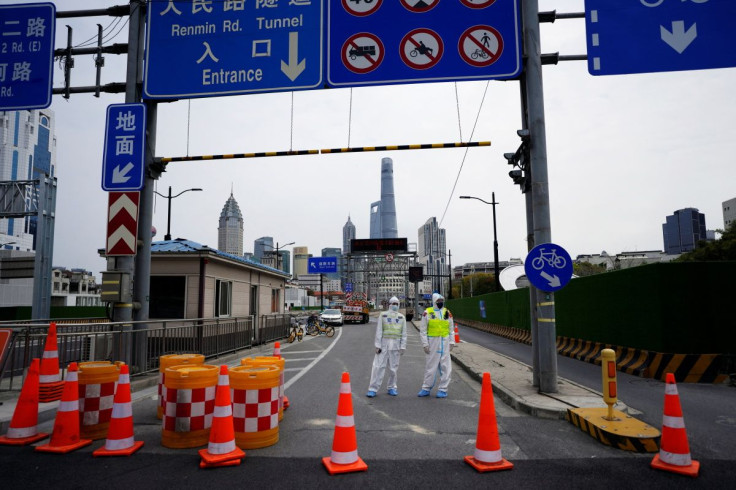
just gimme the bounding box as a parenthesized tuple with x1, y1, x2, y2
(566, 407, 661, 453)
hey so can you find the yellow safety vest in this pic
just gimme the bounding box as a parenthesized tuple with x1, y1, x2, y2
(381, 314, 403, 339)
(425, 307, 450, 337)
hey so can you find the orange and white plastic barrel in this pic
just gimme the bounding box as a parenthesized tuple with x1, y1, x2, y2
(241, 356, 285, 421)
(157, 354, 205, 419)
(229, 364, 280, 449)
(161, 364, 218, 449)
(77, 361, 124, 440)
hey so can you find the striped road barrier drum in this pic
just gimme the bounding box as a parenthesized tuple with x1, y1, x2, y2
(241, 356, 285, 421)
(161, 364, 218, 449)
(229, 365, 280, 449)
(77, 361, 124, 440)
(157, 354, 205, 419)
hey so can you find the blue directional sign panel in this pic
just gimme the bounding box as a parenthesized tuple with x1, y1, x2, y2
(327, 0, 521, 87)
(102, 104, 146, 192)
(0, 3, 55, 110)
(584, 0, 736, 76)
(344, 282, 353, 292)
(308, 257, 338, 273)
(524, 243, 573, 293)
(144, 0, 323, 99)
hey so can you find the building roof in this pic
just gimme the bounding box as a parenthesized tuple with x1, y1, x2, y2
(151, 238, 289, 277)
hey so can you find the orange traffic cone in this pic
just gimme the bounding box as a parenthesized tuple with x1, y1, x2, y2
(454, 326, 460, 344)
(93, 364, 143, 456)
(36, 362, 92, 453)
(465, 372, 513, 472)
(274, 342, 289, 409)
(650, 373, 699, 477)
(39, 322, 64, 402)
(322, 372, 368, 475)
(0, 358, 49, 445)
(199, 365, 245, 468)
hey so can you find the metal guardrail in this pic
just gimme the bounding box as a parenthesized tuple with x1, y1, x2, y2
(0, 314, 292, 391)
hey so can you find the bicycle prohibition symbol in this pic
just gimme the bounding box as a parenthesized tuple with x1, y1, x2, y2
(531, 247, 567, 270)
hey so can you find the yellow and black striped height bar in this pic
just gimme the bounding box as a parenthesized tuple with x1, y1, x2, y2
(321, 141, 491, 154)
(159, 149, 319, 163)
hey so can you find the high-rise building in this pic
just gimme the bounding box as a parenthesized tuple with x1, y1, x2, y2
(342, 215, 356, 253)
(321, 247, 341, 280)
(723, 197, 736, 230)
(367, 157, 399, 239)
(218, 191, 244, 255)
(418, 217, 447, 295)
(369, 200, 381, 238)
(293, 246, 311, 276)
(662, 208, 706, 255)
(0, 109, 56, 251)
(254, 236, 273, 263)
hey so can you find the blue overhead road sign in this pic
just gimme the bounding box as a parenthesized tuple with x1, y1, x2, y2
(524, 243, 573, 293)
(308, 257, 338, 274)
(585, 0, 736, 76)
(102, 104, 146, 192)
(144, 0, 323, 99)
(327, 0, 521, 87)
(0, 3, 55, 110)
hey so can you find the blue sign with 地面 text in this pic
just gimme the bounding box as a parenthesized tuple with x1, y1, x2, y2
(0, 3, 55, 110)
(524, 243, 573, 293)
(308, 257, 338, 274)
(584, 0, 736, 76)
(144, 0, 323, 99)
(102, 103, 146, 192)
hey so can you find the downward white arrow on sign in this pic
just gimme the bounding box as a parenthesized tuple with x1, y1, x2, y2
(281, 31, 306, 81)
(112, 162, 135, 183)
(661, 21, 697, 54)
(540, 271, 561, 288)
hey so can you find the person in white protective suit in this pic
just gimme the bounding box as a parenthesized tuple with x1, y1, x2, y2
(417, 293, 455, 398)
(366, 296, 408, 397)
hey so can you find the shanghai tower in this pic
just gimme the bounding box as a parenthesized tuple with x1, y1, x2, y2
(380, 157, 398, 238)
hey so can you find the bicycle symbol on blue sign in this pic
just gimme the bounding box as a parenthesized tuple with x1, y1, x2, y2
(524, 243, 573, 293)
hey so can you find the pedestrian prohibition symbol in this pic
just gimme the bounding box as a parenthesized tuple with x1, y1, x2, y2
(342, 0, 383, 17)
(342, 33, 385, 74)
(400, 28, 444, 70)
(459, 25, 504, 67)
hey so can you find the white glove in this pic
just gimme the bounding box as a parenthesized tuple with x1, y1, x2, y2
(375, 348, 382, 354)
(423, 345, 430, 354)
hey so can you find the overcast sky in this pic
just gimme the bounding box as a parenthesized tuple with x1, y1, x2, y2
(12, 0, 735, 278)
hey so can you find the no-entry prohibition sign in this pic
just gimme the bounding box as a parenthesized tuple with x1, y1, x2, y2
(342, 33, 385, 74)
(458, 25, 504, 67)
(400, 28, 444, 70)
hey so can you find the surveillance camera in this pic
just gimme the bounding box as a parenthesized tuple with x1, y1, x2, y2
(509, 170, 523, 179)
(517, 129, 530, 140)
(503, 152, 516, 161)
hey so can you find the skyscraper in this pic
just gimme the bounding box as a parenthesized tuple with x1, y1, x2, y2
(662, 208, 706, 254)
(293, 246, 311, 276)
(254, 236, 274, 262)
(0, 109, 56, 251)
(369, 200, 381, 238)
(343, 215, 356, 253)
(218, 191, 244, 255)
(418, 217, 447, 295)
(368, 157, 398, 239)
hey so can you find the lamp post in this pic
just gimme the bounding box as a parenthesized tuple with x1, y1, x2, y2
(153, 186, 203, 241)
(264, 241, 295, 272)
(460, 193, 501, 292)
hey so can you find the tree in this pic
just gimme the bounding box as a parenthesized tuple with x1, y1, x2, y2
(676, 221, 736, 262)
(573, 261, 607, 277)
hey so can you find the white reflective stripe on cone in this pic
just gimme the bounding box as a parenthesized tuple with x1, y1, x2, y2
(218, 374, 228, 386)
(208, 439, 237, 455)
(6, 426, 37, 438)
(39, 374, 61, 383)
(662, 415, 686, 429)
(58, 400, 79, 412)
(111, 403, 133, 419)
(474, 447, 503, 463)
(119, 374, 130, 384)
(659, 449, 692, 467)
(42, 350, 58, 359)
(213, 404, 232, 418)
(664, 384, 678, 395)
(340, 382, 351, 394)
(67, 372, 78, 382)
(105, 436, 135, 450)
(330, 449, 358, 465)
(335, 414, 354, 427)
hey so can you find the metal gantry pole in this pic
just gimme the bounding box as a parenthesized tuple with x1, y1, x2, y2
(491, 192, 500, 292)
(522, 0, 557, 392)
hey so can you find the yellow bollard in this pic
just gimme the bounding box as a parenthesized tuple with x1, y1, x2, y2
(601, 348, 617, 421)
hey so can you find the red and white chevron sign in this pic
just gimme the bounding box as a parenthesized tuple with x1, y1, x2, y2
(106, 192, 139, 256)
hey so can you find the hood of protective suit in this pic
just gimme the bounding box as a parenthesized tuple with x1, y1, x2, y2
(432, 293, 444, 309)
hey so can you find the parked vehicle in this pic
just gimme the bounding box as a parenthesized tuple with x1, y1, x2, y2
(320, 308, 344, 326)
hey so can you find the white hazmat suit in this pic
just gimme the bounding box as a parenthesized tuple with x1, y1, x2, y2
(418, 293, 455, 397)
(366, 297, 407, 396)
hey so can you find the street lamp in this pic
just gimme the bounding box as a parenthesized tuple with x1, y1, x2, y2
(460, 193, 501, 292)
(264, 241, 294, 272)
(153, 186, 203, 241)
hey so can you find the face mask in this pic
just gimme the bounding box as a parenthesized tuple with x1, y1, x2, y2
(390, 304, 399, 312)
(436, 302, 444, 309)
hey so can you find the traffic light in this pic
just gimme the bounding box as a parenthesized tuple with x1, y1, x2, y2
(509, 169, 525, 185)
(408, 266, 423, 282)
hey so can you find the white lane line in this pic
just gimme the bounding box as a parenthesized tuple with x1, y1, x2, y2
(283, 326, 343, 390)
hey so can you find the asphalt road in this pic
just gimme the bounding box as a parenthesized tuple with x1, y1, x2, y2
(1, 318, 734, 488)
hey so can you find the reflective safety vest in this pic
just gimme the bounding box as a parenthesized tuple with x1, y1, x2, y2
(425, 307, 450, 337)
(381, 314, 403, 339)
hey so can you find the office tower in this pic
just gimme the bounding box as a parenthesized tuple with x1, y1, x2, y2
(0, 109, 56, 251)
(379, 157, 398, 238)
(254, 236, 274, 262)
(662, 208, 706, 254)
(418, 217, 447, 294)
(369, 200, 381, 238)
(343, 215, 356, 253)
(293, 246, 310, 276)
(218, 191, 244, 255)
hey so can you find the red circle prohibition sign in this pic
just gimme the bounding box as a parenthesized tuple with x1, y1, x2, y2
(458, 25, 504, 67)
(342, 33, 385, 74)
(459, 0, 496, 9)
(400, 28, 444, 70)
(342, 0, 383, 17)
(400, 0, 440, 14)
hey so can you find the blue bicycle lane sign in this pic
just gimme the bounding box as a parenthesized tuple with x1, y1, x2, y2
(524, 243, 573, 293)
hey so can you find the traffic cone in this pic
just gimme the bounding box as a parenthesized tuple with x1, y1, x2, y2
(93, 364, 144, 456)
(39, 322, 64, 402)
(464, 372, 513, 472)
(273, 342, 289, 409)
(322, 372, 368, 475)
(454, 326, 460, 344)
(0, 358, 49, 445)
(199, 365, 245, 468)
(650, 373, 700, 477)
(36, 362, 93, 453)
